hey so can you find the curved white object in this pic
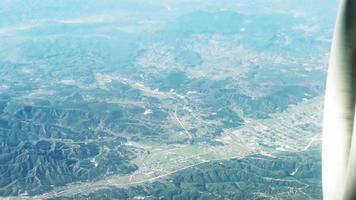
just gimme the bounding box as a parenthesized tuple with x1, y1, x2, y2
(322, 0, 356, 199)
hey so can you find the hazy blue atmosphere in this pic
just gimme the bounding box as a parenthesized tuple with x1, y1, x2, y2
(0, 0, 338, 199)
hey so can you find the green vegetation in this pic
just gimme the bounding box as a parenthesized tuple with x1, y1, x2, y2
(52, 147, 322, 200)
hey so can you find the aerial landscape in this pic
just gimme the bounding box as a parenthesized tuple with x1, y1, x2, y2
(0, 0, 338, 199)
